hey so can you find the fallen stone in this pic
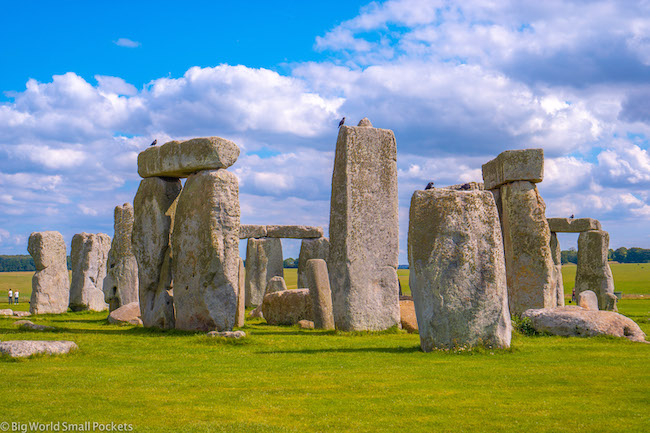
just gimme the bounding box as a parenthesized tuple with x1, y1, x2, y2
(245, 238, 283, 307)
(265, 225, 324, 239)
(137, 136, 240, 178)
(236, 258, 246, 327)
(108, 302, 143, 325)
(207, 330, 246, 339)
(408, 189, 511, 350)
(297, 237, 329, 289)
(547, 217, 602, 233)
(0, 340, 78, 358)
(305, 259, 335, 330)
(239, 224, 267, 239)
(262, 289, 313, 326)
(522, 307, 647, 343)
(173, 169, 240, 332)
(69, 233, 112, 312)
(13, 311, 31, 317)
(14, 320, 55, 331)
(0, 309, 13, 316)
(298, 320, 314, 329)
(399, 299, 418, 333)
(329, 121, 400, 331)
(550, 232, 565, 307)
(578, 290, 599, 311)
(28, 231, 70, 315)
(575, 230, 617, 311)
(133, 177, 182, 329)
(482, 148, 544, 190)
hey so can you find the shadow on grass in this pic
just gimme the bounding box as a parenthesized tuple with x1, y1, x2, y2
(255, 346, 421, 355)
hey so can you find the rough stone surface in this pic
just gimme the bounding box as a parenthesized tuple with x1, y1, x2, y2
(522, 307, 647, 342)
(14, 320, 55, 331)
(13, 311, 31, 317)
(357, 117, 373, 127)
(550, 232, 565, 307)
(173, 169, 240, 332)
(207, 330, 246, 339)
(305, 259, 335, 330)
(329, 123, 400, 331)
(138, 137, 240, 178)
(482, 148, 544, 190)
(399, 299, 418, 333)
(28, 231, 70, 315)
(575, 230, 618, 311)
(408, 189, 511, 350)
(244, 238, 283, 307)
(69, 233, 111, 312)
(0, 340, 78, 358)
(261, 289, 313, 326)
(298, 320, 315, 329)
(266, 276, 288, 293)
(103, 203, 139, 312)
(547, 217, 602, 233)
(236, 258, 246, 327)
(444, 182, 484, 191)
(108, 302, 143, 325)
(239, 224, 267, 239)
(0, 309, 12, 316)
(265, 225, 324, 239)
(500, 181, 556, 315)
(249, 306, 264, 319)
(297, 237, 330, 289)
(133, 177, 182, 329)
(578, 290, 599, 311)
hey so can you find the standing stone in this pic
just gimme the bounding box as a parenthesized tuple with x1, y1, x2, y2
(297, 237, 329, 288)
(265, 276, 288, 293)
(329, 119, 400, 331)
(550, 232, 565, 307)
(244, 238, 284, 307)
(133, 177, 182, 329)
(305, 259, 335, 330)
(103, 203, 139, 312)
(500, 181, 556, 315)
(408, 189, 511, 351)
(236, 258, 245, 327)
(575, 230, 617, 311)
(69, 233, 111, 312)
(578, 290, 599, 311)
(28, 231, 70, 315)
(173, 169, 240, 332)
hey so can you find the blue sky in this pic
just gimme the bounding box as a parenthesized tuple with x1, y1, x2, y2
(2, 0, 650, 263)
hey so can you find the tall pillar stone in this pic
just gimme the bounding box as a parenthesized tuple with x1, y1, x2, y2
(172, 169, 240, 332)
(133, 177, 182, 329)
(306, 259, 335, 330)
(244, 238, 283, 307)
(575, 230, 617, 311)
(103, 203, 139, 312)
(28, 231, 70, 315)
(69, 233, 111, 312)
(329, 118, 400, 331)
(550, 232, 564, 307)
(297, 237, 329, 288)
(236, 258, 246, 327)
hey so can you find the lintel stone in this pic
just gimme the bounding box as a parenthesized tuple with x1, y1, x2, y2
(482, 149, 544, 190)
(547, 217, 601, 233)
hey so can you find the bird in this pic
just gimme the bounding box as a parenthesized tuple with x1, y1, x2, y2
(338, 117, 346, 128)
(425, 181, 435, 190)
(150, 139, 157, 146)
(570, 214, 575, 219)
(460, 183, 471, 190)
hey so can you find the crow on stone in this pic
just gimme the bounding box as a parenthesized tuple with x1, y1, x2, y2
(570, 214, 575, 219)
(460, 183, 471, 190)
(150, 139, 157, 146)
(338, 117, 346, 128)
(425, 181, 435, 190)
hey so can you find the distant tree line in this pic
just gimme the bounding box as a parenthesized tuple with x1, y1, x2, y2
(561, 247, 650, 264)
(283, 258, 298, 268)
(0, 255, 72, 272)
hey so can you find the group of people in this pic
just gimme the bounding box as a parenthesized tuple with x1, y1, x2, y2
(7, 289, 19, 305)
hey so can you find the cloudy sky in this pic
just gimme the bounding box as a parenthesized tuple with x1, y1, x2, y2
(2, 0, 650, 263)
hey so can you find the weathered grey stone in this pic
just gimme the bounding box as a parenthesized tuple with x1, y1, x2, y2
(207, 330, 246, 339)
(297, 237, 329, 289)
(265, 276, 288, 293)
(173, 169, 240, 332)
(305, 259, 335, 330)
(239, 224, 267, 239)
(399, 299, 418, 333)
(522, 307, 646, 343)
(500, 181, 556, 315)
(28, 231, 70, 315)
(13, 311, 30, 317)
(103, 203, 139, 312)
(482, 148, 544, 190)
(236, 258, 245, 327)
(357, 117, 372, 127)
(14, 320, 55, 331)
(133, 177, 182, 329)
(69, 233, 111, 312)
(249, 306, 264, 319)
(547, 218, 602, 233)
(575, 230, 617, 311)
(0, 340, 78, 358)
(265, 225, 324, 239)
(298, 320, 314, 329)
(0, 309, 12, 316)
(578, 290, 599, 311)
(408, 189, 511, 350)
(261, 289, 313, 326)
(108, 302, 142, 325)
(550, 232, 565, 307)
(329, 122, 400, 331)
(444, 182, 484, 191)
(244, 238, 283, 307)
(137, 137, 240, 178)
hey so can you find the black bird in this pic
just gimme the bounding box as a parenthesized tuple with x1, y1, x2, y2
(460, 183, 471, 190)
(338, 117, 346, 128)
(570, 214, 575, 219)
(150, 139, 157, 146)
(425, 181, 435, 190)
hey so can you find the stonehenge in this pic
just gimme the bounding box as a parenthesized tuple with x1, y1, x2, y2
(69, 232, 111, 312)
(297, 237, 329, 289)
(27, 231, 70, 315)
(305, 259, 335, 330)
(244, 238, 284, 307)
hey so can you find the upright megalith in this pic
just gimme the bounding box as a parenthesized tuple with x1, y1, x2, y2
(28, 231, 70, 315)
(236, 258, 246, 327)
(306, 259, 335, 330)
(103, 203, 139, 312)
(69, 233, 111, 312)
(244, 238, 284, 307)
(133, 177, 182, 329)
(297, 237, 329, 288)
(575, 230, 617, 311)
(329, 118, 400, 331)
(550, 232, 564, 307)
(173, 169, 240, 332)
(408, 189, 511, 351)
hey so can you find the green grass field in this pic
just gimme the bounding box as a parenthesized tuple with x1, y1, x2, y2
(0, 266, 648, 432)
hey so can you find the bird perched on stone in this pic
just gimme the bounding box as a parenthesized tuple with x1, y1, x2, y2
(570, 214, 575, 219)
(425, 182, 435, 190)
(460, 183, 471, 190)
(150, 139, 157, 146)
(338, 117, 346, 128)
